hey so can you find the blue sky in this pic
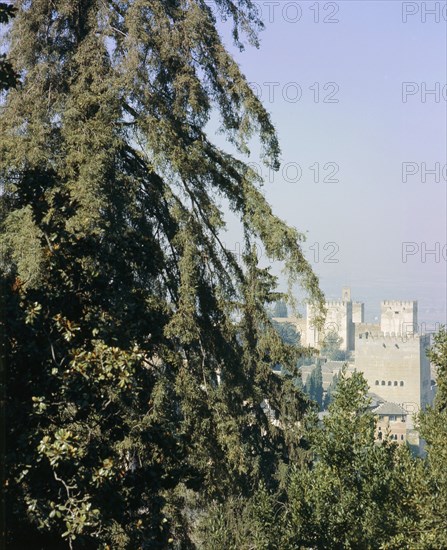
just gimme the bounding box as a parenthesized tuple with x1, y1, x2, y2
(207, 0, 447, 325)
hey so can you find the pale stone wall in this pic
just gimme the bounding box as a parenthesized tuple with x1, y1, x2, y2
(307, 301, 354, 352)
(306, 305, 319, 350)
(295, 318, 307, 346)
(380, 300, 417, 336)
(355, 333, 432, 427)
(272, 316, 307, 347)
(342, 287, 351, 302)
(355, 323, 381, 339)
(376, 416, 408, 444)
(303, 293, 432, 438)
(326, 301, 352, 352)
(352, 302, 364, 324)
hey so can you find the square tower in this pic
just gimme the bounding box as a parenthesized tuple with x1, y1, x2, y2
(307, 301, 354, 351)
(352, 302, 365, 323)
(380, 301, 417, 336)
(355, 333, 432, 427)
(342, 287, 351, 302)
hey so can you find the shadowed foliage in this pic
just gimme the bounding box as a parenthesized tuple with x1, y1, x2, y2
(0, 1, 324, 547)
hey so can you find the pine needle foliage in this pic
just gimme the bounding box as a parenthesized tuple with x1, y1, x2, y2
(1, 1, 324, 547)
(0, 2, 18, 90)
(405, 328, 447, 549)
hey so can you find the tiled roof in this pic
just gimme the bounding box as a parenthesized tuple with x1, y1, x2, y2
(367, 392, 386, 409)
(373, 402, 407, 416)
(325, 361, 346, 370)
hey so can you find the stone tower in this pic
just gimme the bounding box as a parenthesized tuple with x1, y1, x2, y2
(307, 289, 354, 351)
(355, 332, 432, 427)
(380, 301, 417, 337)
(352, 302, 365, 323)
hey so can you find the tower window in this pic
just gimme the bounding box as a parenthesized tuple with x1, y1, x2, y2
(394, 381, 398, 386)
(381, 381, 386, 386)
(388, 381, 392, 386)
(400, 381, 404, 386)
(375, 380, 379, 385)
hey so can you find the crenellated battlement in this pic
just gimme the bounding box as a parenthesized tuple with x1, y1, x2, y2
(381, 300, 417, 307)
(307, 289, 428, 355)
(357, 332, 430, 342)
(306, 289, 433, 422)
(380, 301, 418, 338)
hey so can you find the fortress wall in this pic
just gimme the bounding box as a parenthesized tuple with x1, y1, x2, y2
(355, 323, 381, 339)
(352, 302, 365, 324)
(355, 334, 432, 414)
(380, 301, 417, 336)
(272, 316, 308, 346)
(307, 301, 354, 351)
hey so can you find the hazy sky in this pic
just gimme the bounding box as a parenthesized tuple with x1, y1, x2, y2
(207, 0, 447, 326)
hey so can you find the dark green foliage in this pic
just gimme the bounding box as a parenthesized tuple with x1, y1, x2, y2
(1, 1, 324, 547)
(426, 328, 447, 410)
(323, 371, 338, 410)
(272, 300, 288, 318)
(321, 330, 346, 361)
(0, 3, 18, 90)
(405, 328, 447, 548)
(304, 363, 323, 409)
(3, 0, 446, 546)
(193, 338, 447, 550)
(0, 54, 17, 90)
(197, 483, 282, 550)
(286, 332, 447, 549)
(196, 331, 447, 549)
(271, 320, 299, 347)
(199, 369, 413, 549)
(284, 370, 403, 548)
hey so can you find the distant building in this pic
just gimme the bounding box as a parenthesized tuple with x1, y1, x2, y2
(352, 302, 365, 324)
(301, 362, 344, 392)
(342, 287, 351, 302)
(272, 316, 307, 346)
(380, 300, 417, 337)
(373, 401, 408, 444)
(306, 287, 370, 353)
(355, 332, 432, 428)
(354, 322, 381, 340)
(307, 300, 354, 352)
(273, 288, 435, 436)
